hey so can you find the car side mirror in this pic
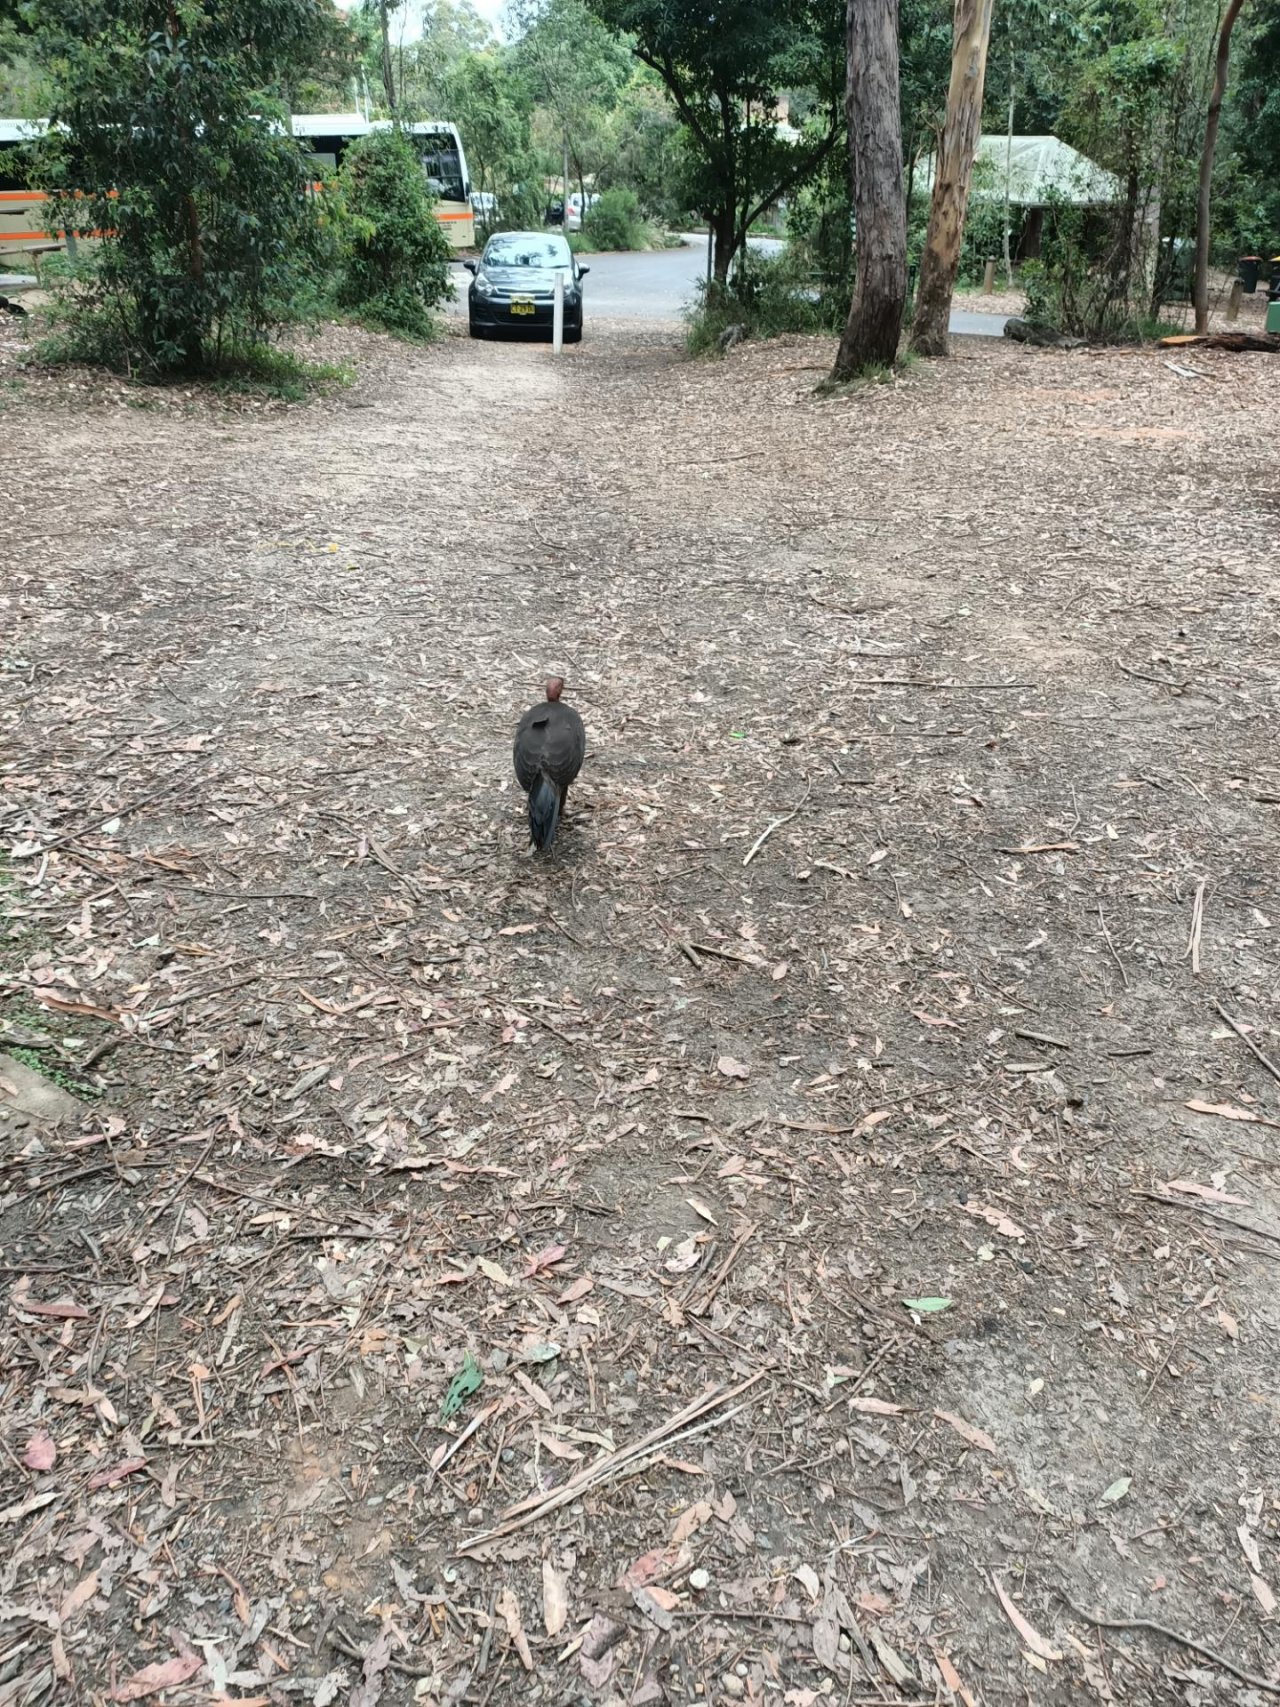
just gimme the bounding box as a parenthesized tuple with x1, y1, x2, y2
(463, 260, 477, 274)
(577, 266, 590, 278)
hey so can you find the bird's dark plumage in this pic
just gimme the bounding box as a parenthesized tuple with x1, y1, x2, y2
(513, 678, 585, 851)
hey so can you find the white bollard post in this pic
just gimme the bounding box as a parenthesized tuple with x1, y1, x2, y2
(553, 272, 564, 353)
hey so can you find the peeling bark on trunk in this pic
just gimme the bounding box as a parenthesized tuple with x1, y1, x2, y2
(910, 0, 996, 357)
(1193, 0, 1246, 334)
(831, 0, 906, 380)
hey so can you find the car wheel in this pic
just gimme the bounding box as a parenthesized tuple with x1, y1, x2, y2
(469, 322, 488, 339)
(564, 324, 583, 344)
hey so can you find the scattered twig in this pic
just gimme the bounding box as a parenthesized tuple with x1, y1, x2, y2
(1014, 1028, 1070, 1051)
(1115, 658, 1190, 692)
(1134, 1188, 1280, 1248)
(743, 775, 812, 867)
(1213, 1000, 1280, 1089)
(1097, 904, 1130, 990)
(9, 768, 223, 860)
(457, 1372, 767, 1554)
(1184, 878, 1207, 974)
(1057, 1592, 1280, 1695)
(688, 1221, 756, 1316)
(1000, 841, 1079, 856)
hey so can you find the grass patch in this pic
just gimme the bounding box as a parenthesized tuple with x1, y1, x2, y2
(34, 307, 354, 401)
(204, 345, 354, 402)
(813, 350, 919, 398)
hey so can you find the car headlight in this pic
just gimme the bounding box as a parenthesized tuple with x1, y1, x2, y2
(473, 273, 495, 297)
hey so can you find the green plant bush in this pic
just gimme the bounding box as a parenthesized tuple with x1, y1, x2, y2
(685, 252, 827, 355)
(583, 187, 647, 251)
(337, 130, 453, 339)
(25, 0, 336, 377)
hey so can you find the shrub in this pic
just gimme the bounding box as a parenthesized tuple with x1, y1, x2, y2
(337, 130, 453, 339)
(583, 188, 647, 251)
(26, 0, 335, 377)
(684, 252, 827, 355)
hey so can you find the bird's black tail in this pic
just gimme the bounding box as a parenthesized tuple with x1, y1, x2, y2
(528, 774, 561, 851)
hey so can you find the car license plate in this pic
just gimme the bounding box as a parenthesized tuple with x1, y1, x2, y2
(510, 299, 534, 316)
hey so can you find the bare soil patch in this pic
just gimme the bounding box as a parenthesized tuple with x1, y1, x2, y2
(2, 309, 1280, 1707)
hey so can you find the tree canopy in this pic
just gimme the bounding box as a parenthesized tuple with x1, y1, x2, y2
(583, 0, 844, 278)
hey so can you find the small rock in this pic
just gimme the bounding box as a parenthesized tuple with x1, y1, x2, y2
(689, 1568, 710, 1591)
(721, 1677, 744, 1699)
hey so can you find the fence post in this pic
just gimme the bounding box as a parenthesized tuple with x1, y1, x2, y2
(553, 273, 564, 353)
(982, 257, 997, 294)
(1226, 278, 1242, 322)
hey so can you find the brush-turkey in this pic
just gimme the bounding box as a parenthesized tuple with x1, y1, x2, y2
(512, 677, 585, 851)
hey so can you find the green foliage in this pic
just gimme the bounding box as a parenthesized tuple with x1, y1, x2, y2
(447, 52, 533, 204)
(684, 252, 829, 356)
(787, 133, 853, 322)
(440, 1351, 483, 1421)
(23, 0, 334, 377)
(512, 0, 633, 196)
(585, 0, 844, 280)
(595, 72, 692, 225)
(1017, 193, 1176, 340)
(583, 186, 645, 249)
(1222, 0, 1280, 252)
(336, 127, 453, 338)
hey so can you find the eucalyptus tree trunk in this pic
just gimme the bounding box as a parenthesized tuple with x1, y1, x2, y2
(1193, 0, 1246, 333)
(911, 0, 996, 356)
(831, 0, 906, 379)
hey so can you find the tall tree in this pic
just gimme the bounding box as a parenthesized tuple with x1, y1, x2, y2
(585, 0, 843, 282)
(830, 0, 906, 377)
(512, 0, 631, 206)
(910, 0, 996, 355)
(1192, 0, 1247, 331)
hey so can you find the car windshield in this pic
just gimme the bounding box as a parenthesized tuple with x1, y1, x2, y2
(484, 236, 571, 269)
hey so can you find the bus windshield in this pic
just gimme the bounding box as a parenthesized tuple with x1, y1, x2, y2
(417, 133, 465, 203)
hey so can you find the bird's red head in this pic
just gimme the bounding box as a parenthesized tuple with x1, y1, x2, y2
(546, 676, 565, 701)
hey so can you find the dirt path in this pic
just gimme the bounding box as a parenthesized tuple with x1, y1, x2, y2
(2, 315, 1280, 1707)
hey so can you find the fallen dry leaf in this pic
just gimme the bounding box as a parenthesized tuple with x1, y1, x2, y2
(935, 1410, 997, 1453)
(542, 1560, 569, 1636)
(523, 1243, 567, 1277)
(22, 1431, 56, 1472)
(109, 1652, 203, 1702)
(671, 1498, 713, 1546)
(496, 1586, 533, 1670)
(961, 1200, 1027, 1241)
(990, 1573, 1062, 1661)
(717, 1055, 750, 1079)
(1185, 1098, 1280, 1129)
(1162, 1179, 1247, 1205)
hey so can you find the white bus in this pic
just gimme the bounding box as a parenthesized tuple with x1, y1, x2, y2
(0, 114, 475, 269)
(292, 115, 474, 249)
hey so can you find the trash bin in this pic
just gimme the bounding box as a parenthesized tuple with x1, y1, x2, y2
(1239, 255, 1261, 292)
(1270, 257, 1280, 301)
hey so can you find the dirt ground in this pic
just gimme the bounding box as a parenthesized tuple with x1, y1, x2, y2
(2, 306, 1280, 1707)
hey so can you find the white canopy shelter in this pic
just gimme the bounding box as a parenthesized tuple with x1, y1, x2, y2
(920, 134, 1121, 208)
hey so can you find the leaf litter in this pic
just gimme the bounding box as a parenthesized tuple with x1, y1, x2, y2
(1, 314, 1279, 1703)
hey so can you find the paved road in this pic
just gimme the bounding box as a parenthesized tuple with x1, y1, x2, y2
(449, 236, 1010, 336)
